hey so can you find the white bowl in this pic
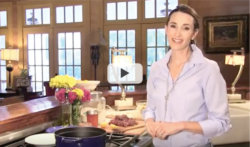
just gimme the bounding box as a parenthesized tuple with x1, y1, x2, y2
(75, 80, 100, 91)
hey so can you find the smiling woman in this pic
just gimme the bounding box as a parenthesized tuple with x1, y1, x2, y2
(144, 4, 231, 147)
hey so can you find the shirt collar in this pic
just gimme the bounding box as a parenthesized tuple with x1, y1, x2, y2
(162, 44, 205, 66)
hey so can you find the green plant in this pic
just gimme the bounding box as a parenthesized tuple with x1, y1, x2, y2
(20, 69, 28, 77)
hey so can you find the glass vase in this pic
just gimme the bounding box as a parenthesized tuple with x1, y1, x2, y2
(55, 88, 72, 126)
(61, 101, 72, 126)
(72, 101, 81, 125)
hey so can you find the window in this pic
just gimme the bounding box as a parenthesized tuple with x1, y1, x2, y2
(109, 30, 135, 63)
(56, 5, 83, 23)
(0, 35, 7, 90)
(58, 32, 81, 80)
(27, 33, 50, 92)
(145, 0, 178, 18)
(146, 28, 168, 76)
(107, 1, 137, 20)
(25, 8, 50, 25)
(0, 11, 7, 27)
(109, 29, 135, 90)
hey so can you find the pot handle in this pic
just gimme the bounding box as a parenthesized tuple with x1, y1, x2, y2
(62, 137, 82, 143)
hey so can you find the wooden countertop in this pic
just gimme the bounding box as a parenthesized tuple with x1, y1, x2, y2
(0, 96, 61, 134)
(0, 90, 147, 135)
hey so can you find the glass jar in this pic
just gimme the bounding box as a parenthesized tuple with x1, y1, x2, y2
(90, 91, 103, 111)
(87, 110, 98, 127)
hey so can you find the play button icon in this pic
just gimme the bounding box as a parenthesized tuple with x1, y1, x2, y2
(107, 63, 143, 84)
(121, 68, 129, 78)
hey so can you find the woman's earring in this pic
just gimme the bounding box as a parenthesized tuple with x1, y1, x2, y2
(190, 39, 195, 44)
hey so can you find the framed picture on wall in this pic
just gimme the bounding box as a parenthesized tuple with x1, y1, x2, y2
(203, 14, 249, 53)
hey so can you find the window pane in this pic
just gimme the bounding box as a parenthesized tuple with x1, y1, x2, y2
(26, 9, 33, 25)
(109, 49, 112, 63)
(147, 66, 151, 78)
(128, 1, 137, 19)
(43, 8, 50, 24)
(168, 0, 178, 14)
(29, 66, 35, 81)
(74, 5, 82, 22)
(65, 6, 73, 23)
(157, 28, 165, 46)
(1, 67, 6, 80)
(118, 30, 126, 47)
(56, 7, 64, 23)
(34, 8, 42, 24)
(117, 2, 126, 20)
(74, 32, 81, 48)
(157, 47, 165, 60)
(74, 66, 81, 80)
(42, 34, 49, 49)
(36, 66, 42, 81)
(147, 48, 155, 65)
(58, 33, 65, 49)
(59, 66, 66, 75)
(66, 32, 73, 48)
(107, 3, 116, 20)
(156, 0, 166, 18)
(74, 49, 81, 65)
(28, 50, 35, 65)
(36, 82, 43, 92)
(66, 66, 73, 77)
(147, 29, 156, 46)
(0, 35, 6, 49)
(58, 50, 65, 65)
(35, 34, 42, 49)
(127, 48, 135, 63)
(0, 11, 7, 26)
(66, 49, 73, 65)
(109, 31, 117, 47)
(145, 0, 155, 18)
(1, 82, 6, 90)
(43, 50, 49, 65)
(127, 30, 135, 47)
(28, 34, 34, 49)
(35, 50, 42, 65)
(43, 66, 49, 81)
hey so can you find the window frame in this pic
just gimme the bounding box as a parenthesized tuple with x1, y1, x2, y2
(53, 1, 87, 26)
(22, 4, 52, 27)
(142, 23, 168, 76)
(0, 33, 7, 90)
(104, 0, 142, 25)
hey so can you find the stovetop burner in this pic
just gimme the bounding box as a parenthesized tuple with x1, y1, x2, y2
(106, 133, 139, 147)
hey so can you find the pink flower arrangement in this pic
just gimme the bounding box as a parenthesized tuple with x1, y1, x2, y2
(55, 87, 91, 104)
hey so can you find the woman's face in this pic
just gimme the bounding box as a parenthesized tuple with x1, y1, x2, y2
(165, 11, 198, 51)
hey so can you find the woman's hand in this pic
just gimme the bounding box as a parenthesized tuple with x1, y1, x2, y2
(155, 122, 184, 140)
(145, 118, 160, 137)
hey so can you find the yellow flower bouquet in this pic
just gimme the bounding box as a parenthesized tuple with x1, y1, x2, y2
(49, 75, 91, 125)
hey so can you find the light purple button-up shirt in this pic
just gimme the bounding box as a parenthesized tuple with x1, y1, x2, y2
(143, 45, 231, 147)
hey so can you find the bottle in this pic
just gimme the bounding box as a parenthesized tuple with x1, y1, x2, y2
(100, 97, 106, 110)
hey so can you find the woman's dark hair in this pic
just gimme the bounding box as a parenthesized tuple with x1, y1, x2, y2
(166, 4, 200, 30)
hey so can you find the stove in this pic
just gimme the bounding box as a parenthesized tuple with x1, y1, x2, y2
(1, 123, 152, 147)
(106, 133, 138, 147)
(3, 133, 152, 147)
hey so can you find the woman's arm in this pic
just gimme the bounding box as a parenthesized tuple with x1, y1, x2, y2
(155, 121, 203, 139)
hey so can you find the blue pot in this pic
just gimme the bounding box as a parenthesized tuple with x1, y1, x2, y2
(55, 127, 106, 147)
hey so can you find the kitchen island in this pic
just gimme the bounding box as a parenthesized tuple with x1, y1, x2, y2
(0, 90, 148, 145)
(0, 96, 61, 145)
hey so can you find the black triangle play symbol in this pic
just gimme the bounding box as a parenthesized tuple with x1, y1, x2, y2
(121, 68, 129, 78)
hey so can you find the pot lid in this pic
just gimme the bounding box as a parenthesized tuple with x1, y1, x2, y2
(25, 133, 55, 146)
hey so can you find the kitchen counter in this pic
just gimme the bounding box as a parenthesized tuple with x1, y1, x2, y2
(0, 91, 148, 145)
(212, 101, 250, 145)
(0, 96, 61, 134)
